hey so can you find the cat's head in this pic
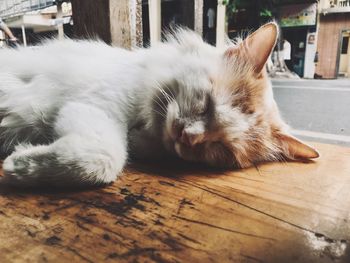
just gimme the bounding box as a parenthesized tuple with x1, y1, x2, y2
(153, 23, 319, 168)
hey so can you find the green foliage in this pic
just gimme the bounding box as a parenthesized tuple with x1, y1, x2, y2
(260, 8, 272, 18)
(226, 0, 248, 18)
(226, 0, 277, 21)
(226, 0, 251, 12)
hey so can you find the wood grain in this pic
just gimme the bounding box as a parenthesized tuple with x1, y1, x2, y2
(0, 142, 349, 263)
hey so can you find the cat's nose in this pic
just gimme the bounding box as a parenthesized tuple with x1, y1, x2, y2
(180, 129, 203, 147)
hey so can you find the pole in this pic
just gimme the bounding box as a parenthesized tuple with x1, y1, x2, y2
(21, 24, 27, 47)
(56, 1, 64, 40)
(194, 0, 203, 36)
(216, 0, 226, 48)
(148, 0, 161, 46)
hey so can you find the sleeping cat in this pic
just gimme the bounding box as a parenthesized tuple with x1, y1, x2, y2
(0, 22, 318, 187)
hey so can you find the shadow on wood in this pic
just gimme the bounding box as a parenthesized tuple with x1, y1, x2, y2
(0, 142, 349, 262)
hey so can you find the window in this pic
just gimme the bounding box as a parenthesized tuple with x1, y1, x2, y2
(341, 36, 349, 54)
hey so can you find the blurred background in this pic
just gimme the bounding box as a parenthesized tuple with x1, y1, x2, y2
(0, 0, 349, 146)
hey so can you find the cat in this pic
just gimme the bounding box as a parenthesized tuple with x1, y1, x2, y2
(0, 22, 318, 187)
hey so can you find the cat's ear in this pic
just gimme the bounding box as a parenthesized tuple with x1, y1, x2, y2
(225, 22, 278, 73)
(274, 132, 319, 160)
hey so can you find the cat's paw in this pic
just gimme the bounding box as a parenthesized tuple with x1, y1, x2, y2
(1, 147, 41, 185)
(2, 155, 22, 184)
(2, 155, 16, 176)
(3, 154, 33, 182)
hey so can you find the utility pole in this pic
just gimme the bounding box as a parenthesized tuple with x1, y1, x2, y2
(21, 24, 27, 47)
(71, 0, 143, 49)
(194, 0, 204, 36)
(148, 0, 161, 46)
(56, 1, 64, 40)
(216, 0, 227, 48)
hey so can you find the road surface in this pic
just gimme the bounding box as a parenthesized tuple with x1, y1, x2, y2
(272, 79, 350, 146)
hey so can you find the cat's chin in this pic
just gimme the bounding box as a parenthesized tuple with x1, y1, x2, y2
(174, 142, 183, 157)
(173, 141, 202, 163)
(162, 136, 191, 161)
(174, 142, 188, 161)
(162, 133, 177, 156)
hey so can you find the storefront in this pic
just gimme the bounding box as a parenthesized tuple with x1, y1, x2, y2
(142, 0, 196, 47)
(141, 0, 227, 48)
(278, 3, 318, 78)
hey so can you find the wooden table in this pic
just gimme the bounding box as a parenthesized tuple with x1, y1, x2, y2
(0, 142, 349, 263)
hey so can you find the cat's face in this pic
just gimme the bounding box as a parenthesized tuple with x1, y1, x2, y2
(153, 23, 319, 168)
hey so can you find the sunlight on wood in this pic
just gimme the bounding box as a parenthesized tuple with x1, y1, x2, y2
(0, 142, 349, 262)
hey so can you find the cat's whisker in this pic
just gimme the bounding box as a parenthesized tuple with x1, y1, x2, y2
(156, 84, 180, 117)
(158, 87, 172, 105)
(153, 84, 170, 108)
(152, 95, 167, 114)
(154, 88, 175, 117)
(163, 83, 176, 101)
(153, 102, 167, 116)
(151, 109, 166, 118)
(158, 89, 170, 104)
(156, 83, 174, 105)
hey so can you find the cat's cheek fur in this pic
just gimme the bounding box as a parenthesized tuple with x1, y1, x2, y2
(203, 142, 235, 168)
(174, 141, 233, 168)
(214, 104, 251, 141)
(165, 101, 180, 141)
(162, 131, 176, 156)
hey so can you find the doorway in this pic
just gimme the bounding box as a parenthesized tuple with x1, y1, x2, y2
(282, 27, 310, 77)
(338, 30, 350, 77)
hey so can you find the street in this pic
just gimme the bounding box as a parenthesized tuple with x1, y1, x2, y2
(272, 79, 350, 146)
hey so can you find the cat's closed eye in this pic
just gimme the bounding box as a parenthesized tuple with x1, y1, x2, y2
(196, 93, 213, 117)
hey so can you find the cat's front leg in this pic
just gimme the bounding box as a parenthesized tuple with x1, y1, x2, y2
(1, 102, 127, 187)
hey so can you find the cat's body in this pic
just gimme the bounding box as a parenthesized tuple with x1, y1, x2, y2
(0, 23, 318, 187)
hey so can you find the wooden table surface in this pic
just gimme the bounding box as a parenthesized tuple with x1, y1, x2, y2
(0, 142, 349, 263)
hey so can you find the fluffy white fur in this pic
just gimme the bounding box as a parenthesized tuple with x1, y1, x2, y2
(0, 30, 226, 187)
(0, 25, 318, 187)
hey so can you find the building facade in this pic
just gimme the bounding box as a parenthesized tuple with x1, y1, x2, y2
(225, 0, 350, 79)
(1, 0, 349, 79)
(316, 0, 350, 78)
(225, 0, 319, 78)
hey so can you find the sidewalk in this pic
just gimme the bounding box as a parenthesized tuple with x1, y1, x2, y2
(272, 78, 350, 88)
